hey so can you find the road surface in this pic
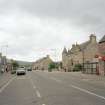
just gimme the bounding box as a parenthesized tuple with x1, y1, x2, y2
(0, 71, 105, 105)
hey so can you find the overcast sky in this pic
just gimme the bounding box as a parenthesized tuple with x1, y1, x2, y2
(0, 0, 105, 61)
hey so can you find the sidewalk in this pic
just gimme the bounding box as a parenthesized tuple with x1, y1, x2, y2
(64, 72, 105, 84)
(0, 72, 14, 89)
(49, 71, 105, 82)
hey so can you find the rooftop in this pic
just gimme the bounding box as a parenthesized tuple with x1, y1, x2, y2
(99, 35, 105, 43)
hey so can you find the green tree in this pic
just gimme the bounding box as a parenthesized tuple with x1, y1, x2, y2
(48, 62, 56, 72)
(73, 64, 82, 72)
(12, 60, 19, 70)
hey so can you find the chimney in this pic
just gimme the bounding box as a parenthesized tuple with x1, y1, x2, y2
(72, 44, 75, 48)
(46, 55, 50, 58)
(90, 34, 96, 43)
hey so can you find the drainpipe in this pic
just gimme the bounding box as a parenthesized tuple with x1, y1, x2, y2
(81, 49, 85, 73)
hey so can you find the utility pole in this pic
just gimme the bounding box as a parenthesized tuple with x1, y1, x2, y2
(0, 45, 8, 56)
(4, 45, 8, 57)
(0, 45, 8, 73)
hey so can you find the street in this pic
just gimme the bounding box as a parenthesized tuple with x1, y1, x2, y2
(0, 71, 105, 105)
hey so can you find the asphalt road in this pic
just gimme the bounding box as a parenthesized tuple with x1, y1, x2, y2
(0, 71, 105, 105)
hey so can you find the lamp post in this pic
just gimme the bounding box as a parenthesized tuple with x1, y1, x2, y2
(0, 45, 8, 73)
(0, 45, 8, 56)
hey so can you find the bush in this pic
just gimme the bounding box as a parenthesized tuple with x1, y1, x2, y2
(48, 68, 52, 72)
(73, 64, 82, 72)
(48, 62, 57, 72)
(48, 62, 55, 72)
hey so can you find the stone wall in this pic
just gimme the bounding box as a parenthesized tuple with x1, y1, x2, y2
(83, 43, 99, 62)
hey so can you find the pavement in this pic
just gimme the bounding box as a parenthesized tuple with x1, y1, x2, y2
(0, 72, 15, 89)
(0, 71, 105, 105)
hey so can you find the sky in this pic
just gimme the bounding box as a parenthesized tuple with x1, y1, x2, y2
(0, 0, 105, 62)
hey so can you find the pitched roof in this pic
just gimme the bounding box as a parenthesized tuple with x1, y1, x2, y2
(99, 35, 105, 43)
(68, 41, 90, 55)
(79, 41, 90, 51)
(68, 50, 73, 54)
(62, 47, 67, 54)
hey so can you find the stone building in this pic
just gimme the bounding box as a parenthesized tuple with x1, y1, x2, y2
(62, 34, 99, 72)
(6, 59, 13, 72)
(0, 53, 2, 72)
(98, 35, 105, 75)
(32, 55, 53, 70)
(0, 53, 7, 72)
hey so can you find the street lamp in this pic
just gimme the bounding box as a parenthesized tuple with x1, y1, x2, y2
(0, 45, 8, 73)
(0, 45, 8, 56)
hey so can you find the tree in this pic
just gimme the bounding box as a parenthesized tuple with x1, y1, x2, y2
(48, 62, 56, 72)
(73, 64, 82, 72)
(12, 60, 19, 70)
(48, 62, 62, 72)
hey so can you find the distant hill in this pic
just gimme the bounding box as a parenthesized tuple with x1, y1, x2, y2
(16, 60, 33, 67)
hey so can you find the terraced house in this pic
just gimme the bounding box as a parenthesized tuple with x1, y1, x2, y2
(32, 55, 53, 70)
(98, 35, 105, 75)
(62, 34, 99, 72)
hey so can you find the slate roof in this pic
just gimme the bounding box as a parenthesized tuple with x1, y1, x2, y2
(62, 47, 68, 54)
(79, 41, 90, 50)
(67, 41, 90, 55)
(99, 35, 105, 43)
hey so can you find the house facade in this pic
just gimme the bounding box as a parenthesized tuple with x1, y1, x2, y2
(0, 53, 8, 73)
(62, 34, 99, 72)
(32, 55, 53, 70)
(98, 35, 105, 75)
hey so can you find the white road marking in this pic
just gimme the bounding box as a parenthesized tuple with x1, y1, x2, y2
(71, 85, 105, 100)
(36, 90, 41, 98)
(29, 77, 41, 98)
(33, 85, 37, 89)
(17, 77, 26, 80)
(50, 77, 62, 83)
(0, 76, 16, 93)
(42, 104, 46, 105)
(30, 79, 34, 87)
(30, 78, 37, 89)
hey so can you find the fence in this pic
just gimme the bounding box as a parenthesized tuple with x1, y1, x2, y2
(82, 62, 99, 75)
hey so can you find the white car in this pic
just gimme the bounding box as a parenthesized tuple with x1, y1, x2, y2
(16, 68, 26, 75)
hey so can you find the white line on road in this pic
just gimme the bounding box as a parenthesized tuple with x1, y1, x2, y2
(17, 77, 26, 80)
(30, 79, 36, 89)
(0, 76, 16, 93)
(71, 85, 105, 100)
(29, 77, 41, 98)
(30, 79, 37, 89)
(50, 77, 62, 83)
(33, 85, 37, 89)
(36, 90, 41, 98)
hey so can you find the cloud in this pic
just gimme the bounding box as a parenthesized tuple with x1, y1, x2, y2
(0, 0, 104, 61)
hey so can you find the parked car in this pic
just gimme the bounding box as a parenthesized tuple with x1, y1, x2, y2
(16, 68, 26, 75)
(27, 67, 32, 71)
